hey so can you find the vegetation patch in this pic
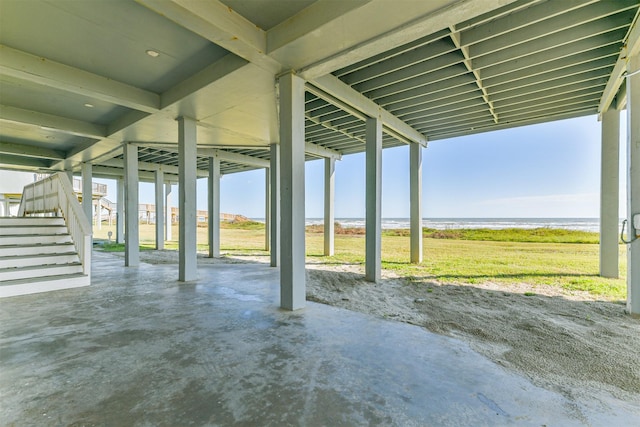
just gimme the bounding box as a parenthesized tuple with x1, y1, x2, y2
(93, 223, 625, 300)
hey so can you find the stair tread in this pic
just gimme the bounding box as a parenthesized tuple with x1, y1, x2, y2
(0, 272, 87, 286)
(0, 252, 77, 260)
(0, 224, 66, 227)
(0, 232, 69, 236)
(0, 262, 82, 273)
(0, 242, 74, 248)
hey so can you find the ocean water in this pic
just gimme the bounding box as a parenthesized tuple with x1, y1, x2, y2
(301, 218, 604, 232)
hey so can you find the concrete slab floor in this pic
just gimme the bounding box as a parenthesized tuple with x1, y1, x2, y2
(1, 251, 638, 426)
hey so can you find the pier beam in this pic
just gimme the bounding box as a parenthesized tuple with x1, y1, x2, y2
(365, 116, 382, 282)
(265, 167, 270, 251)
(626, 55, 640, 316)
(116, 177, 124, 243)
(324, 157, 335, 256)
(208, 157, 221, 258)
(270, 143, 280, 267)
(81, 163, 92, 231)
(278, 72, 306, 310)
(178, 117, 198, 282)
(155, 170, 165, 250)
(165, 183, 172, 241)
(124, 144, 139, 267)
(600, 109, 620, 278)
(410, 143, 423, 264)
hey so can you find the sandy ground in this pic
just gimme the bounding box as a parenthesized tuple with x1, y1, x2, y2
(111, 249, 640, 409)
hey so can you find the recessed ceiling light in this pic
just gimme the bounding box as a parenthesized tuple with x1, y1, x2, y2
(146, 49, 160, 58)
(84, 103, 94, 108)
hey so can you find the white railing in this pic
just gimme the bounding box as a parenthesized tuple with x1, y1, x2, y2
(18, 173, 92, 276)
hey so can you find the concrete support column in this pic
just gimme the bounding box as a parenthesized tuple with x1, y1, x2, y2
(178, 117, 198, 281)
(626, 55, 640, 316)
(65, 170, 73, 186)
(81, 163, 92, 230)
(410, 143, 423, 264)
(123, 144, 139, 266)
(265, 168, 270, 251)
(600, 109, 620, 278)
(270, 143, 280, 267)
(208, 157, 221, 258)
(324, 157, 335, 256)
(278, 72, 306, 310)
(116, 177, 125, 243)
(165, 183, 172, 241)
(365, 116, 382, 282)
(95, 201, 101, 230)
(155, 170, 165, 250)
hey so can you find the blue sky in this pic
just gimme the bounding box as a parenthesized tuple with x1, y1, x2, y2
(95, 114, 627, 219)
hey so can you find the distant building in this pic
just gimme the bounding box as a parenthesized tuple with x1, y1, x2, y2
(0, 171, 37, 216)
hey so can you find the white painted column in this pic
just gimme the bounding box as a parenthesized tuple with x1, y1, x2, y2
(410, 143, 423, 264)
(324, 157, 335, 256)
(178, 117, 198, 281)
(208, 157, 221, 258)
(95, 200, 101, 230)
(165, 183, 173, 241)
(270, 143, 280, 267)
(81, 163, 92, 231)
(155, 170, 165, 250)
(116, 177, 125, 243)
(279, 72, 306, 310)
(123, 144, 139, 266)
(365, 116, 382, 282)
(265, 167, 270, 251)
(600, 109, 620, 278)
(626, 55, 640, 316)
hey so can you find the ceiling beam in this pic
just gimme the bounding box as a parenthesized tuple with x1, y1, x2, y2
(482, 47, 618, 88)
(460, 0, 598, 46)
(306, 116, 366, 148)
(197, 149, 270, 168)
(0, 45, 160, 113)
(0, 105, 106, 139)
(449, 28, 498, 123)
(427, 109, 595, 141)
(480, 34, 624, 81)
(298, 0, 520, 80)
(472, 13, 633, 70)
(0, 154, 50, 170)
(161, 54, 248, 108)
(91, 165, 181, 182)
(337, 36, 455, 84)
(136, 0, 280, 73)
(468, 1, 637, 59)
(599, 7, 640, 115)
(364, 64, 470, 101)
(0, 141, 64, 160)
(353, 51, 465, 94)
(52, 55, 251, 169)
(333, 29, 451, 78)
(304, 141, 343, 160)
(138, 0, 426, 149)
(100, 158, 209, 177)
(308, 76, 427, 146)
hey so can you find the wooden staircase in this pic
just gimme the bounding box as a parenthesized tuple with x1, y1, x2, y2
(0, 216, 89, 298)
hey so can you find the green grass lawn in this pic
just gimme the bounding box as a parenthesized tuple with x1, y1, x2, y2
(93, 222, 627, 301)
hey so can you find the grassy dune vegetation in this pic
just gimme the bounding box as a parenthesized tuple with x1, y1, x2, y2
(94, 221, 626, 301)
